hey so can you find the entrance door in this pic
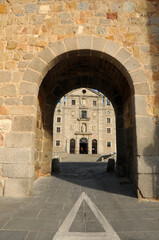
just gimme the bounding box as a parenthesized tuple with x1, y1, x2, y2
(92, 139, 97, 154)
(80, 138, 88, 154)
(70, 139, 75, 154)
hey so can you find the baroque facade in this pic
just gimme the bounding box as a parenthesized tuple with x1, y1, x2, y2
(53, 88, 116, 156)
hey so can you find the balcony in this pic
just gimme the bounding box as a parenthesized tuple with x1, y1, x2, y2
(75, 131, 92, 135)
(77, 117, 90, 121)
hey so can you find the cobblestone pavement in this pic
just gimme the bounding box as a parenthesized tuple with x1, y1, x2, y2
(0, 156, 159, 240)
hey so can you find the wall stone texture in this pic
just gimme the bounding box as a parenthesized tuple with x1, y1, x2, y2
(0, 0, 158, 198)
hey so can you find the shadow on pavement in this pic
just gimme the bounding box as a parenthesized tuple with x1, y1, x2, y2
(52, 162, 137, 199)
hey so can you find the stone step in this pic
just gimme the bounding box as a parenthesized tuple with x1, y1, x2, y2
(61, 154, 101, 162)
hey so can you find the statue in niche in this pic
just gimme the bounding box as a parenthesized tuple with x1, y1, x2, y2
(81, 98, 87, 106)
(81, 123, 87, 132)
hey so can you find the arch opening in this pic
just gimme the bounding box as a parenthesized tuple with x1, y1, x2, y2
(92, 139, 97, 154)
(80, 138, 88, 154)
(70, 139, 75, 154)
(35, 49, 134, 183)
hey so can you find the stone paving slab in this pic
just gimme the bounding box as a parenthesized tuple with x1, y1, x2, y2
(14, 208, 41, 218)
(0, 230, 28, 240)
(110, 219, 159, 232)
(26, 231, 55, 240)
(0, 217, 11, 229)
(102, 210, 132, 220)
(144, 232, 159, 240)
(4, 218, 61, 232)
(128, 209, 159, 219)
(86, 220, 105, 232)
(118, 232, 147, 240)
(0, 161, 159, 240)
(38, 209, 69, 220)
(70, 220, 85, 232)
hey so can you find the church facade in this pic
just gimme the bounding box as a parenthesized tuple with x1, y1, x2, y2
(53, 88, 116, 156)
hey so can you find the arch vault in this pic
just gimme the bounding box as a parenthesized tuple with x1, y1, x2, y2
(3, 36, 156, 199)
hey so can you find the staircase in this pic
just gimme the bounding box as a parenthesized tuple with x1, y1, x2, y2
(61, 154, 101, 162)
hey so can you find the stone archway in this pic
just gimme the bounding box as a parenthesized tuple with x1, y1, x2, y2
(80, 138, 88, 154)
(9, 36, 154, 198)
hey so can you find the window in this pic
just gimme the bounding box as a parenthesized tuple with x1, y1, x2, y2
(82, 110, 87, 119)
(72, 100, 76, 105)
(106, 99, 110, 105)
(93, 101, 96, 106)
(82, 89, 86, 94)
(107, 128, 111, 133)
(56, 140, 60, 146)
(57, 117, 61, 122)
(107, 118, 111, 123)
(57, 127, 60, 133)
(107, 141, 111, 147)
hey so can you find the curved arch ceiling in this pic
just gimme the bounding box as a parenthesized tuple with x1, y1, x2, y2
(40, 50, 131, 113)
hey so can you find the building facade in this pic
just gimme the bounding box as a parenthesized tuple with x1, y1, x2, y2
(53, 88, 116, 156)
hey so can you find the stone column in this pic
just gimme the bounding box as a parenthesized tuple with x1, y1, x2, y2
(135, 114, 159, 198)
(115, 112, 127, 178)
(41, 104, 53, 175)
(75, 137, 79, 154)
(67, 138, 69, 153)
(132, 93, 159, 198)
(1, 115, 36, 197)
(88, 136, 92, 154)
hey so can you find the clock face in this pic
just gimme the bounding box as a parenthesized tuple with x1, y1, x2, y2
(92, 111, 97, 117)
(107, 111, 110, 114)
(81, 98, 87, 106)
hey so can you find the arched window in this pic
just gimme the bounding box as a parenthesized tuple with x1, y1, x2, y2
(92, 139, 97, 154)
(70, 139, 75, 154)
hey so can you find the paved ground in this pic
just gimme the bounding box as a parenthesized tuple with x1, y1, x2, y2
(0, 155, 159, 239)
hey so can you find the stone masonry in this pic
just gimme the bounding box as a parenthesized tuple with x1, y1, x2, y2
(0, 0, 158, 198)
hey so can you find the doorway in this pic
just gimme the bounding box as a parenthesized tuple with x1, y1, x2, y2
(70, 139, 75, 154)
(92, 139, 97, 154)
(80, 138, 88, 154)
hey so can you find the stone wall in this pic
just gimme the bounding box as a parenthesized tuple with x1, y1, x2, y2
(0, 0, 158, 197)
(34, 88, 45, 179)
(0, 0, 158, 70)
